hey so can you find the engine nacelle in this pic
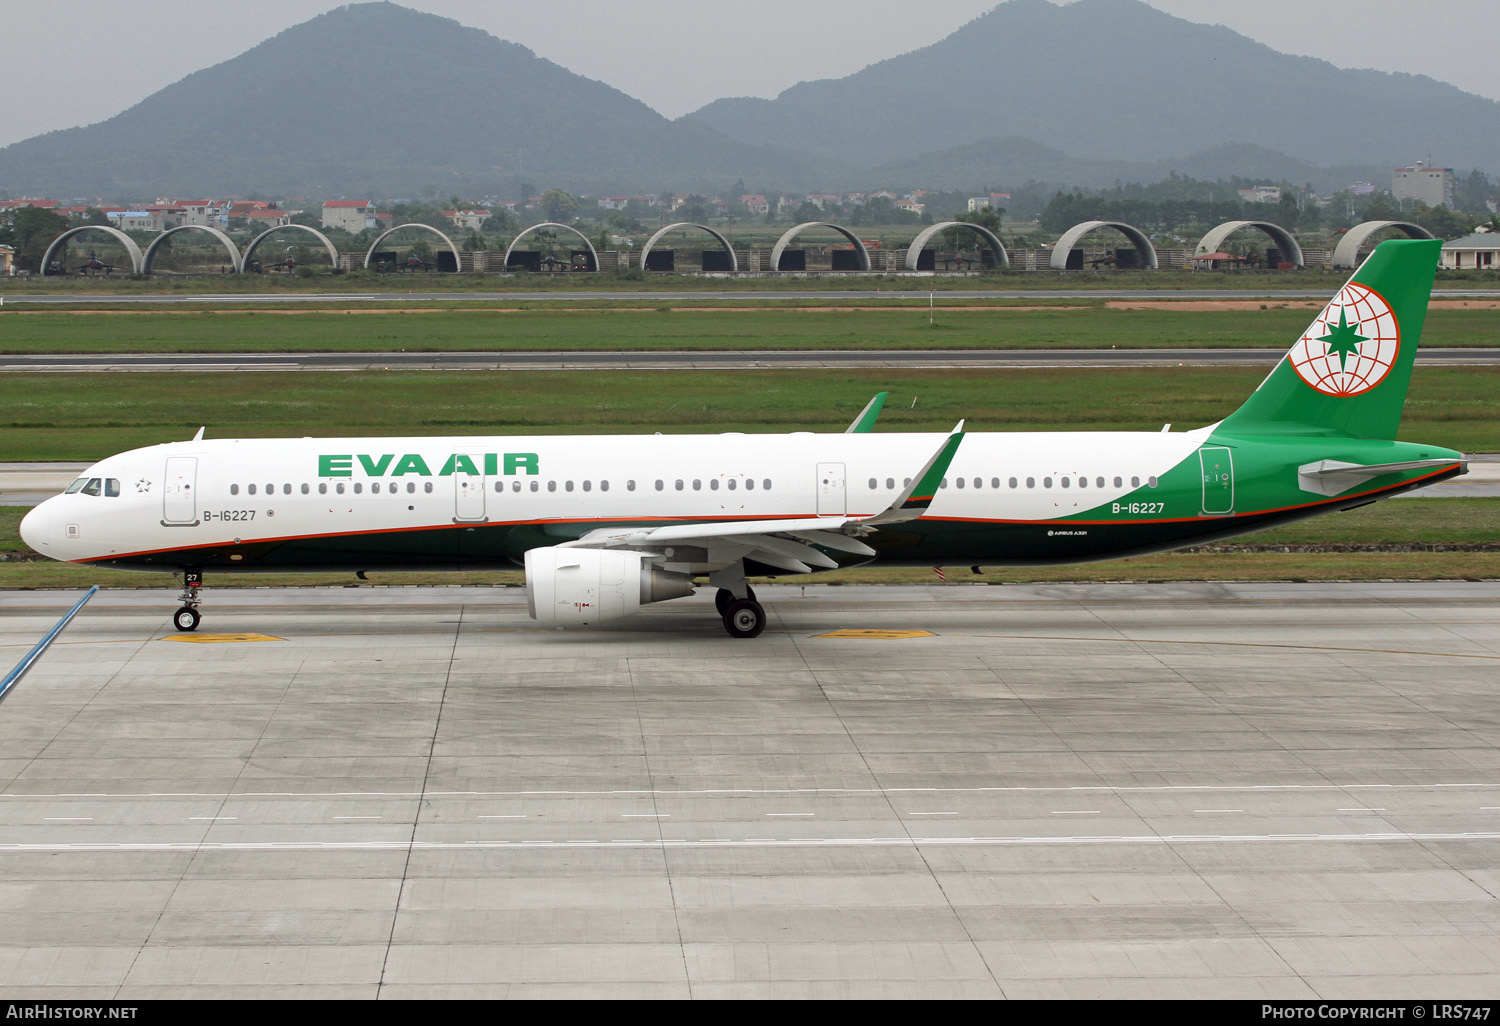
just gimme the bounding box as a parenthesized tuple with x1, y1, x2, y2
(525, 546, 695, 626)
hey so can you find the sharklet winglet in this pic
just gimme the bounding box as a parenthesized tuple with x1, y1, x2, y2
(861, 421, 966, 525)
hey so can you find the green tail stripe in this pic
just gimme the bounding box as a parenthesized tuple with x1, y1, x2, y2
(1219, 238, 1440, 440)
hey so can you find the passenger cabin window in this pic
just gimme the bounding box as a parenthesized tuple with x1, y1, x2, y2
(230, 484, 240, 496)
(248, 484, 257, 496)
(319, 483, 328, 495)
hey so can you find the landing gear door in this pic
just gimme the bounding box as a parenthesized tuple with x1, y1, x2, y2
(453, 455, 487, 523)
(1199, 446, 1234, 516)
(163, 457, 199, 525)
(817, 462, 846, 516)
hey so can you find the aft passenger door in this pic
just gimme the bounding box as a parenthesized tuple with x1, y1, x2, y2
(1199, 446, 1234, 516)
(162, 457, 198, 525)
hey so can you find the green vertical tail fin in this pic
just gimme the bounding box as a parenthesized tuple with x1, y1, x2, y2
(1219, 238, 1442, 439)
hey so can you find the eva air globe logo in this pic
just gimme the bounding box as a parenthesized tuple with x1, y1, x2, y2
(1288, 283, 1400, 396)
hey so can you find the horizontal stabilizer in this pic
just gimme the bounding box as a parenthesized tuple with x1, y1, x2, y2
(1297, 457, 1465, 496)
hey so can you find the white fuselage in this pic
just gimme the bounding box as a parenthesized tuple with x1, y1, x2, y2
(21, 428, 1211, 569)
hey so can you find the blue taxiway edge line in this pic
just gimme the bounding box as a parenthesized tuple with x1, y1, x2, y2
(0, 585, 98, 704)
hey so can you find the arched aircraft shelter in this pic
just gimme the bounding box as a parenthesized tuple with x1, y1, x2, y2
(365, 223, 463, 272)
(770, 222, 871, 272)
(905, 221, 1009, 270)
(502, 223, 600, 272)
(1195, 220, 1304, 269)
(143, 224, 242, 274)
(1050, 221, 1158, 270)
(1331, 221, 1435, 268)
(41, 226, 145, 275)
(243, 224, 340, 272)
(639, 222, 738, 272)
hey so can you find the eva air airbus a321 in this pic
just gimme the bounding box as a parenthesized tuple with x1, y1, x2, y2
(21, 239, 1468, 638)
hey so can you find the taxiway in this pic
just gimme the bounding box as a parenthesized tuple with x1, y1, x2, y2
(2, 582, 1498, 998)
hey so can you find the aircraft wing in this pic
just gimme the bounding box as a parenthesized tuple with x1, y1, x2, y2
(561, 422, 966, 573)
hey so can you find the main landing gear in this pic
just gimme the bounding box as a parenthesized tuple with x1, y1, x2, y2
(711, 565, 764, 638)
(173, 569, 202, 632)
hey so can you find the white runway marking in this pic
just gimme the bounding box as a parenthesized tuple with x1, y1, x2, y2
(6, 830, 1500, 854)
(7, 781, 1500, 801)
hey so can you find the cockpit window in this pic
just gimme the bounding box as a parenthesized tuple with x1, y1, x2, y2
(80, 478, 102, 496)
(105, 478, 121, 497)
(65, 479, 87, 494)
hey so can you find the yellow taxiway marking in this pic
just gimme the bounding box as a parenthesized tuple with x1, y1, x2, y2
(816, 629, 935, 640)
(164, 633, 284, 644)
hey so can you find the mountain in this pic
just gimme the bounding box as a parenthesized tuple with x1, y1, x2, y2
(0, 2, 807, 197)
(689, 0, 1500, 177)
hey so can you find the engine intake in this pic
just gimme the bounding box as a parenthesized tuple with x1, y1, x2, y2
(525, 546, 695, 626)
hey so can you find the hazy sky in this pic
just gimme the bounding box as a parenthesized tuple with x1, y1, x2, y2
(4, 0, 1498, 149)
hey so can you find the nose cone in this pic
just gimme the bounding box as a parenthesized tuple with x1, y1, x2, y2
(20, 501, 57, 558)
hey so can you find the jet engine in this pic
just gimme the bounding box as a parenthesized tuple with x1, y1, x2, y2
(525, 546, 695, 626)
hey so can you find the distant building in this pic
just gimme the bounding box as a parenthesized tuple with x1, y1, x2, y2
(0, 244, 15, 275)
(597, 197, 629, 211)
(1237, 186, 1283, 204)
(967, 197, 992, 212)
(1439, 232, 1500, 270)
(443, 209, 490, 230)
(741, 194, 769, 216)
(1393, 162, 1454, 209)
(241, 209, 292, 230)
(1350, 181, 1377, 196)
(107, 211, 153, 232)
(170, 200, 219, 226)
(895, 199, 924, 215)
(322, 199, 374, 232)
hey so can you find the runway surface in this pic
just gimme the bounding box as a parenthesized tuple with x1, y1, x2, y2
(6, 288, 1500, 305)
(2, 582, 1499, 998)
(5, 346, 1500, 375)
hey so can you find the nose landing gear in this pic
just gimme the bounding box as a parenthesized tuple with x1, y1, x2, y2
(173, 569, 202, 632)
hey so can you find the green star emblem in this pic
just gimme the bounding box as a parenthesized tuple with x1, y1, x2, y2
(1317, 306, 1367, 373)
